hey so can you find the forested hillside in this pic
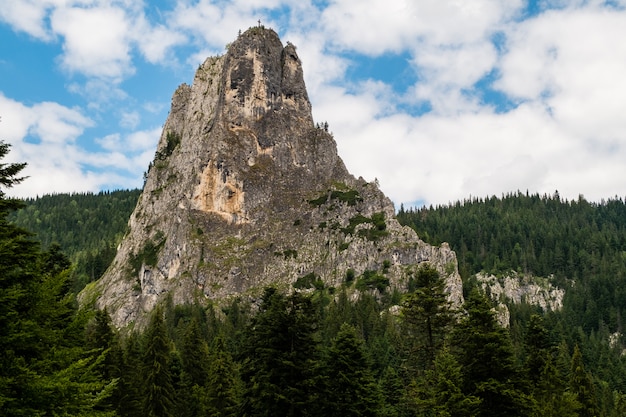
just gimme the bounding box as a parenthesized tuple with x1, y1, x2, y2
(9, 189, 140, 291)
(397, 192, 626, 334)
(5, 158, 626, 415)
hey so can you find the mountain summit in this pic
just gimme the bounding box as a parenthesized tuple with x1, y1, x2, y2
(87, 27, 463, 328)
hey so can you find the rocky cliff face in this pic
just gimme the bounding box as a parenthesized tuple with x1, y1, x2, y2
(476, 271, 565, 327)
(85, 27, 463, 329)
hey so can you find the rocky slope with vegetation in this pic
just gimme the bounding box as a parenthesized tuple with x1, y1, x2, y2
(85, 27, 463, 329)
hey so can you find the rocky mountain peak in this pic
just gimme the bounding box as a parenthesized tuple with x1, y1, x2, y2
(222, 27, 312, 133)
(84, 27, 464, 329)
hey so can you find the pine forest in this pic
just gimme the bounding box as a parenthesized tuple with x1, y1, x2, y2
(3, 141, 626, 416)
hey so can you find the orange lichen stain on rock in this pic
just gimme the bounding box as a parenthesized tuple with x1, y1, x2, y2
(192, 161, 247, 224)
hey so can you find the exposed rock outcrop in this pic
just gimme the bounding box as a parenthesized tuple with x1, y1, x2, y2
(84, 27, 464, 329)
(476, 271, 565, 327)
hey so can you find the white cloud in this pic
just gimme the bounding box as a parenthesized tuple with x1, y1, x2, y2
(0, 93, 159, 197)
(132, 17, 187, 64)
(0, 0, 56, 41)
(1, 1, 186, 84)
(3, 1, 626, 207)
(120, 111, 140, 129)
(170, 0, 250, 50)
(68, 79, 128, 109)
(490, 6, 626, 191)
(95, 127, 160, 155)
(51, 5, 133, 80)
(305, 2, 626, 206)
(0, 94, 93, 146)
(0, 93, 98, 197)
(321, 0, 523, 54)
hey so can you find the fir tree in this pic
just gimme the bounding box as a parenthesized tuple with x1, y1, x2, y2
(535, 355, 581, 416)
(174, 315, 211, 417)
(205, 335, 240, 416)
(452, 289, 532, 417)
(318, 323, 383, 417)
(570, 345, 598, 417)
(240, 287, 320, 417)
(401, 264, 455, 370)
(118, 333, 143, 417)
(0, 141, 114, 416)
(407, 347, 481, 417)
(142, 307, 175, 417)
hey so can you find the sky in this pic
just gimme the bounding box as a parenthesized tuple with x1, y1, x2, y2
(2, 0, 626, 208)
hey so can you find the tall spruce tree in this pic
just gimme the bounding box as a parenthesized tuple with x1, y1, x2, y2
(317, 323, 383, 417)
(523, 314, 581, 416)
(0, 141, 115, 416)
(205, 335, 240, 417)
(570, 345, 598, 417)
(118, 333, 144, 417)
(452, 289, 532, 417)
(407, 347, 481, 417)
(175, 315, 211, 417)
(142, 307, 175, 417)
(401, 264, 455, 370)
(240, 287, 320, 417)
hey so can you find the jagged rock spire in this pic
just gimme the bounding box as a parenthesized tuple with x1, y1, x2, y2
(84, 27, 463, 329)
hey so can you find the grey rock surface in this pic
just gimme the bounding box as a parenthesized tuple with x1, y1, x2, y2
(85, 27, 464, 329)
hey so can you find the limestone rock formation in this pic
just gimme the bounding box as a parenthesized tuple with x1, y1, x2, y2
(476, 271, 565, 327)
(85, 27, 463, 328)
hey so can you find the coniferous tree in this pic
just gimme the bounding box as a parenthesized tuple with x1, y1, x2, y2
(524, 315, 581, 416)
(535, 355, 581, 416)
(85, 308, 123, 414)
(0, 141, 114, 416)
(142, 307, 175, 417)
(523, 314, 552, 387)
(240, 287, 320, 417)
(452, 289, 532, 417)
(317, 323, 383, 417)
(378, 365, 406, 417)
(407, 347, 481, 417)
(401, 264, 455, 370)
(118, 333, 143, 417)
(205, 335, 240, 417)
(179, 316, 210, 388)
(570, 345, 598, 417)
(174, 315, 210, 417)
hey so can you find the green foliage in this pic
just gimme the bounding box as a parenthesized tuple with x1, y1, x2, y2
(342, 211, 389, 241)
(274, 248, 298, 259)
(571, 345, 599, 417)
(9, 189, 140, 292)
(345, 268, 356, 283)
(356, 269, 390, 292)
(293, 272, 324, 290)
(0, 141, 116, 416)
(239, 288, 320, 416)
(330, 189, 362, 206)
(129, 231, 166, 275)
(205, 336, 240, 417)
(0, 141, 26, 191)
(402, 264, 455, 369)
(308, 186, 362, 207)
(398, 191, 626, 414)
(155, 131, 181, 160)
(452, 289, 532, 416)
(407, 347, 481, 416)
(317, 323, 383, 417)
(142, 307, 175, 417)
(397, 192, 626, 333)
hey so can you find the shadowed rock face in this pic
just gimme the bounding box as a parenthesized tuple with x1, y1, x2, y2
(86, 27, 464, 329)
